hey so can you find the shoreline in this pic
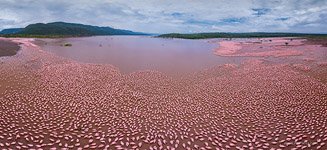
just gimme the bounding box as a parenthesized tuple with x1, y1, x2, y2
(214, 37, 314, 57)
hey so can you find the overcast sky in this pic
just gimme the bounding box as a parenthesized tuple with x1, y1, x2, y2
(0, 0, 326, 33)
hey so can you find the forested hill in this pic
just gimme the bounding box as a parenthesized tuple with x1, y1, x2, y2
(0, 22, 146, 37)
(158, 32, 327, 39)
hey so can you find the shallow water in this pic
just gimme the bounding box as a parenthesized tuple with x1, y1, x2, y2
(38, 36, 241, 75)
(0, 40, 20, 57)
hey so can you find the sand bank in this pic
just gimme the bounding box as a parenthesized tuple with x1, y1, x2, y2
(214, 38, 307, 57)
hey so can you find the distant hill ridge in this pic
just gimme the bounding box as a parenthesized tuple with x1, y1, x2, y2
(0, 22, 146, 36)
(158, 32, 327, 39)
(0, 28, 23, 34)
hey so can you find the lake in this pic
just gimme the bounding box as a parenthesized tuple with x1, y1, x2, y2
(38, 36, 240, 75)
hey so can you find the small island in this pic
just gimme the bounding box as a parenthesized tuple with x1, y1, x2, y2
(62, 43, 72, 47)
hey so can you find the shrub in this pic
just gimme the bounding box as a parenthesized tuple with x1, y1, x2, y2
(63, 43, 72, 47)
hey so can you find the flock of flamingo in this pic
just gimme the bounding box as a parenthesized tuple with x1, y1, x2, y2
(0, 37, 326, 150)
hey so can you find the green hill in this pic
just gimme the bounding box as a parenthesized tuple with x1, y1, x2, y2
(0, 22, 146, 37)
(158, 32, 327, 39)
(0, 28, 23, 34)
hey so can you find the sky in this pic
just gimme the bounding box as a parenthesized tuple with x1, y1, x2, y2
(0, 0, 326, 33)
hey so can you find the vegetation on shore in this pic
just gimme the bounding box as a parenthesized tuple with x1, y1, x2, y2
(158, 32, 327, 39)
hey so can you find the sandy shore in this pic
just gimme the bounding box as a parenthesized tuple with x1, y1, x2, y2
(0, 38, 327, 149)
(214, 38, 311, 57)
(213, 41, 242, 56)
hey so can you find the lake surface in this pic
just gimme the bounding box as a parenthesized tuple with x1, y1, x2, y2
(38, 36, 239, 75)
(0, 40, 20, 57)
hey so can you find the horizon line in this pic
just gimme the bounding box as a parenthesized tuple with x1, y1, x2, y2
(1, 21, 327, 35)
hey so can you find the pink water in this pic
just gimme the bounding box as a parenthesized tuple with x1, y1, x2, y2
(38, 36, 242, 75)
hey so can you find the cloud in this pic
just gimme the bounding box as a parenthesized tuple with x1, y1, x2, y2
(275, 17, 290, 21)
(252, 8, 271, 17)
(221, 18, 247, 24)
(0, 0, 326, 33)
